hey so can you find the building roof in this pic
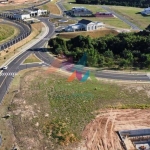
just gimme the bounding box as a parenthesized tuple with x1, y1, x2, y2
(78, 19, 92, 25)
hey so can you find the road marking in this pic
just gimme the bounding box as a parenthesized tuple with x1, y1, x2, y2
(0, 72, 16, 76)
(0, 76, 7, 88)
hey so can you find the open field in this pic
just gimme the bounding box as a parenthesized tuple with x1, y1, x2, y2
(109, 6, 150, 29)
(23, 53, 42, 64)
(39, 0, 60, 15)
(0, 23, 19, 44)
(1, 67, 150, 149)
(63, 0, 130, 29)
(58, 29, 118, 39)
(0, 22, 43, 67)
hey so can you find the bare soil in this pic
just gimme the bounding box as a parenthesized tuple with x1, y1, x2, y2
(80, 109, 150, 150)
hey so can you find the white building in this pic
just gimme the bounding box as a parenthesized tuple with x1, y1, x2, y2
(78, 19, 104, 31)
(13, 13, 30, 20)
(65, 19, 104, 32)
(141, 7, 150, 15)
(25, 8, 48, 17)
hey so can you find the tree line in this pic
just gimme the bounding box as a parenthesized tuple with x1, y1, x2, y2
(48, 28, 150, 70)
(75, 0, 149, 8)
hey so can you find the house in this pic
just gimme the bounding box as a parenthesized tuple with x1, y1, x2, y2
(65, 19, 104, 32)
(13, 12, 30, 20)
(141, 7, 150, 15)
(68, 7, 93, 17)
(78, 19, 104, 31)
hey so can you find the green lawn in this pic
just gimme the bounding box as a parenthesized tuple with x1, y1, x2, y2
(23, 54, 42, 64)
(109, 6, 150, 29)
(0, 23, 18, 44)
(63, 0, 130, 29)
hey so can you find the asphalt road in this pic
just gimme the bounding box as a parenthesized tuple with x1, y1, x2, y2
(0, 18, 55, 103)
(0, 18, 31, 51)
(0, 2, 150, 104)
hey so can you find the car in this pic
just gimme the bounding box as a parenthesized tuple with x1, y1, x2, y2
(2, 66, 8, 70)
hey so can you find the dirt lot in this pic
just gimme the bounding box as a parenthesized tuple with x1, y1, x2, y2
(79, 109, 150, 150)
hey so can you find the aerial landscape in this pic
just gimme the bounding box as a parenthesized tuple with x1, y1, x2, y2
(0, 0, 150, 150)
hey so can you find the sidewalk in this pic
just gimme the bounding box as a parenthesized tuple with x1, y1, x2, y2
(0, 22, 48, 74)
(1, 23, 47, 67)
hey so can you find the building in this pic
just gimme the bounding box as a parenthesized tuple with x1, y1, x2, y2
(65, 19, 104, 32)
(78, 19, 104, 31)
(68, 7, 93, 17)
(13, 12, 30, 20)
(24, 8, 48, 17)
(95, 12, 114, 17)
(141, 7, 150, 15)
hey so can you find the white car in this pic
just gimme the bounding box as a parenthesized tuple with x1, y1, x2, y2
(3, 66, 8, 70)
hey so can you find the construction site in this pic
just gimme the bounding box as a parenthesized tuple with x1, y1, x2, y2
(119, 129, 150, 150)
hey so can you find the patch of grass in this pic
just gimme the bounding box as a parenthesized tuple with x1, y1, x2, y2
(58, 29, 118, 39)
(62, 0, 130, 28)
(2, 67, 150, 149)
(15, 70, 150, 143)
(0, 23, 19, 44)
(0, 22, 43, 67)
(39, 0, 60, 15)
(109, 6, 150, 29)
(23, 53, 42, 64)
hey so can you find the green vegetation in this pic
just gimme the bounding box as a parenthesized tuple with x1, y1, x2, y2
(49, 28, 150, 70)
(63, 1, 130, 29)
(21, 72, 150, 145)
(0, 24, 15, 43)
(110, 6, 150, 29)
(23, 54, 42, 64)
(75, 0, 149, 7)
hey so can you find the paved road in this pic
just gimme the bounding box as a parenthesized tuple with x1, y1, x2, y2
(0, 18, 31, 51)
(0, 18, 55, 103)
(101, 6, 141, 30)
(0, 2, 150, 104)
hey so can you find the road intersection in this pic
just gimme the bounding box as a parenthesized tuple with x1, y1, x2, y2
(0, 2, 150, 103)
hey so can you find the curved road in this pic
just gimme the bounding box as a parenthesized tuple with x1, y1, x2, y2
(0, 18, 31, 51)
(0, 3, 150, 104)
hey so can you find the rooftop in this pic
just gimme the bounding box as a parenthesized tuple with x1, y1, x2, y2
(78, 19, 92, 25)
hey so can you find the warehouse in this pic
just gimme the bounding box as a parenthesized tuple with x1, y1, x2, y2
(13, 12, 30, 20)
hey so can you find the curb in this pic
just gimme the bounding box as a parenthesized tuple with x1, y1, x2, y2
(0, 22, 49, 68)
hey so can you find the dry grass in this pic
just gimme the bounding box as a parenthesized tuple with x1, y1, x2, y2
(0, 68, 42, 150)
(58, 29, 119, 39)
(23, 53, 42, 64)
(0, 23, 19, 44)
(0, 22, 43, 67)
(39, 0, 60, 15)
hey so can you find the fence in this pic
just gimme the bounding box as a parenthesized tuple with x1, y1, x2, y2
(0, 13, 32, 51)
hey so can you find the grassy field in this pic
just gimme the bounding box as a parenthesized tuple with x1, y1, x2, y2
(2, 67, 149, 149)
(109, 6, 150, 29)
(39, 0, 60, 15)
(23, 53, 42, 64)
(62, 0, 130, 29)
(58, 29, 118, 39)
(0, 23, 19, 44)
(0, 22, 43, 67)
